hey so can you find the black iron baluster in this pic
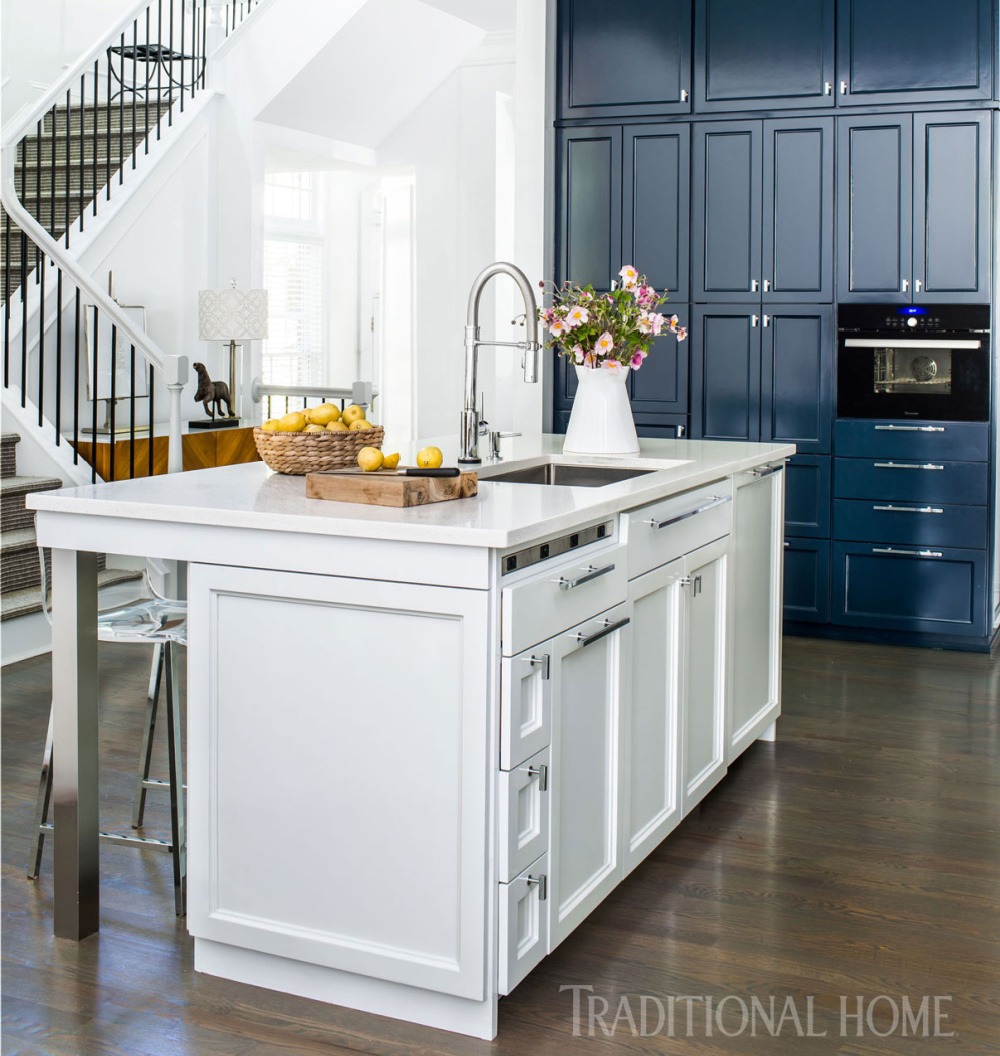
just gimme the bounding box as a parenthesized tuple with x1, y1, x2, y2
(157, 1, 163, 137)
(191, 3, 198, 101)
(35, 120, 41, 273)
(92, 61, 99, 216)
(168, 0, 174, 126)
(56, 269, 63, 443)
(91, 308, 99, 481)
(106, 54, 112, 203)
(145, 8, 151, 153)
(49, 105, 56, 244)
(81, 74, 88, 227)
(132, 19, 138, 169)
(119, 33, 125, 184)
(148, 363, 155, 476)
(201, 0, 207, 88)
(20, 147, 27, 406)
(179, 0, 185, 113)
(129, 343, 136, 477)
(109, 323, 117, 480)
(38, 250, 45, 424)
(73, 288, 81, 463)
(65, 89, 71, 246)
(3, 208, 9, 387)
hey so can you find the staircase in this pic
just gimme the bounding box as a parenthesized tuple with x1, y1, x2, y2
(0, 432, 141, 623)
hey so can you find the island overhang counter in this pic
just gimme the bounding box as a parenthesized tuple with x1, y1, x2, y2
(29, 434, 794, 1040)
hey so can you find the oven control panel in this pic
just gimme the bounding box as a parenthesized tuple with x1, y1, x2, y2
(838, 303, 990, 334)
(884, 314, 942, 328)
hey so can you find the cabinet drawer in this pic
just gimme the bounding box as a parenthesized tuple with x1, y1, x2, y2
(783, 537, 830, 624)
(785, 455, 831, 538)
(834, 457, 989, 506)
(498, 853, 549, 996)
(499, 748, 550, 884)
(833, 499, 988, 550)
(834, 420, 989, 462)
(626, 479, 733, 580)
(500, 646, 552, 770)
(833, 542, 987, 638)
(501, 544, 626, 656)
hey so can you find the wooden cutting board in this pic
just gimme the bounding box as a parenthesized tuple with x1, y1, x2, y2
(305, 468, 478, 508)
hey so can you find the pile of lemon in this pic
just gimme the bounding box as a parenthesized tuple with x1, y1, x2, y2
(261, 402, 374, 433)
(354, 446, 441, 472)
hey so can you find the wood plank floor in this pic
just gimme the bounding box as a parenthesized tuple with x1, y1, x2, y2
(2, 636, 998, 1054)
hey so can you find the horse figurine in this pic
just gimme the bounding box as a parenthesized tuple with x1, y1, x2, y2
(193, 362, 234, 420)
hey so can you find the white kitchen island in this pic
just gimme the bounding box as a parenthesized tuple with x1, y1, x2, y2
(29, 434, 794, 1040)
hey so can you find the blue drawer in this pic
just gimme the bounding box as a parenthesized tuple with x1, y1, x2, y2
(833, 499, 988, 550)
(834, 458, 989, 506)
(833, 542, 987, 638)
(783, 537, 830, 624)
(785, 455, 831, 538)
(834, 420, 989, 462)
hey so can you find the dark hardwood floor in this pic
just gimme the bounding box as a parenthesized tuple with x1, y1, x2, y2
(2, 636, 998, 1054)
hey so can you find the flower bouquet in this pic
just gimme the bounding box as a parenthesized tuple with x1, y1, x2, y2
(538, 266, 687, 454)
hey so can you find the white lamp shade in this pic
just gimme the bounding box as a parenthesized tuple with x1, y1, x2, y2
(199, 287, 269, 341)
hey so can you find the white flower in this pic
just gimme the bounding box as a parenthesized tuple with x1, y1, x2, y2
(618, 265, 639, 289)
(566, 305, 590, 327)
(594, 332, 614, 356)
(550, 317, 568, 338)
(638, 310, 654, 335)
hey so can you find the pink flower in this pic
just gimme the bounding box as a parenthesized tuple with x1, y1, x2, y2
(650, 312, 666, 336)
(572, 344, 585, 364)
(566, 305, 590, 327)
(630, 350, 647, 370)
(638, 311, 654, 335)
(584, 352, 597, 368)
(636, 284, 656, 307)
(580, 290, 594, 301)
(603, 358, 622, 371)
(618, 265, 639, 289)
(550, 317, 568, 338)
(594, 332, 614, 356)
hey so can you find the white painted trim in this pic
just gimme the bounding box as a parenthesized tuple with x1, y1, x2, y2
(256, 121, 377, 169)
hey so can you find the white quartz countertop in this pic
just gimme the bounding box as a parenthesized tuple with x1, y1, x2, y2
(29, 435, 795, 549)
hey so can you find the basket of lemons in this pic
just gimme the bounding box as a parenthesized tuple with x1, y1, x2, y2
(253, 403, 385, 474)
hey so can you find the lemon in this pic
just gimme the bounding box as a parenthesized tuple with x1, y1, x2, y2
(357, 447, 384, 472)
(305, 403, 341, 425)
(261, 418, 280, 432)
(342, 404, 366, 425)
(326, 420, 349, 432)
(349, 419, 373, 431)
(382, 452, 400, 470)
(303, 423, 326, 432)
(416, 446, 443, 469)
(276, 411, 307, 432)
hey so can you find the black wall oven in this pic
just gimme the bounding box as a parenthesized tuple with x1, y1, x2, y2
(837, 304, 990, 422)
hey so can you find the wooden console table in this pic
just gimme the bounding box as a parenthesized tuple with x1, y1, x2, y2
(74, 424, 260, 479)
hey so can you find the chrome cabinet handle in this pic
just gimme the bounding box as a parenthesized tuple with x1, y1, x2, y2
(523, 763, 548, 792)
(751, 463, 783, 479)
(555, 563, 615, 590)
(873, 504, 944, 514)
(873, 461, 944, 471)
(840, 80, 847, 93)
(527, 653, 550, 679)
(873, 547, 943, 558)
(762, 314, 770, 327)
(526, 873, 548, 901)
(751, 314, 759, 327)
(751, 279, 759, 292)
(763, 279, 771, 292)
(915, 279, 923, 292)
(681, 88, 689, 102)
(824, 81, 832, 95)
(902, 279, 909, 292)
(572, 616, 630, 649)
(647, 493, 732, 530)
(874, 424, 945, 433)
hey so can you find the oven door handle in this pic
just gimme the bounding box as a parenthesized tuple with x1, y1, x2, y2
(873, 424, 946, 433)
(843, 337, 982, 349)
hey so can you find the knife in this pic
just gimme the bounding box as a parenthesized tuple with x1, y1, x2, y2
(322, 466, 462, 478)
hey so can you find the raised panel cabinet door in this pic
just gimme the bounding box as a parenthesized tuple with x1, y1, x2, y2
(837, 0, 993, 106)
(729, 466, 784, 762)
(560, 0, 691, 118)
(760, 305, 833, 454)
(629, 305, 690, 418)
(623, 559, 685, 876)
(693, 122, 763, 302)
(690, 305, 762, 442)
(783, 537, 831, 624)
(784, 454, 832, 538)
(763, 119, 834, 302)
(623, 124, 690, 301)
(681, 537, 730, 814)
(914, 112, 991, 302)
(836, 117, 913, 303)
(695, 0, 835, 112)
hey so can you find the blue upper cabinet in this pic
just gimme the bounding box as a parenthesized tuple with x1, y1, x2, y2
(695, 0, 835, 112)
(837, 0, 993, 106)
(559, 0, 692, 119)
(690, 305, 762, 441)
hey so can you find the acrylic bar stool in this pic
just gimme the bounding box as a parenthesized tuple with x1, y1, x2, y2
(27, 551, 188, 916)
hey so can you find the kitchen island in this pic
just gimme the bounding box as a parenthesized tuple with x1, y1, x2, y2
(29, 434, 794, 1040)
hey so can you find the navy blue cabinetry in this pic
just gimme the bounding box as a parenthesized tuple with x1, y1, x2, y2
(695, 0, 835, 112)
(785, 456, 832, 538)
(784, 538, 831, 623)
(559, 0, 691, 119)
(690, 305, 761, 440)
(837, 0, 993, 107)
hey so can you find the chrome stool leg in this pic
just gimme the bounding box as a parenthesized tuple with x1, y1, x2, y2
(132, 643, 164, 829)
(164, 642, 186, 916)
(26, 709, 54, 880)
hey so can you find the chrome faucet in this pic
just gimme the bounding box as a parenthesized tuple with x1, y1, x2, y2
(459, 262, 540, 463)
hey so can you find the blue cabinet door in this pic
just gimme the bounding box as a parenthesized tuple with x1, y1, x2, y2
(913, 112, 992, 303)
(763, 119, 834, 303)
(837, 117, 913, 303)
(784, 537, 831, 624)
(833, 499, 989, 551)
(833, 457, 990, 506)
(695, 0, 835, 112)
(557, 127, 622, 294)
(760, 305, 833, 454)
(837, 0, 993, 107)
(690, 305, 761, 441)
(692, 122, 763, 302)
(559, 0, 691, 118)
(623, 125, 690, 303)
(630, 305, 690, 419)
(785, 455, 832, 538)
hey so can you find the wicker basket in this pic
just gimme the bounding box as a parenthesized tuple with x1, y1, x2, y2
(253, 426, 385, 475)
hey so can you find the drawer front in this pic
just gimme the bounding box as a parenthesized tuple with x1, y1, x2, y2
(498, 853, 549, 996)
(499, 748, 550, 884)
(500, 647, 552, 770)
(834, 457, 989, 506)
(834, 420, 989, 462)
(626, 479, 734, 580)
(833, 499, 988, 550)
(501, 543, 626, 656)
(783, 537, 831, 624)
(833, 542, 987, 638)
(785, 455, 831, 538)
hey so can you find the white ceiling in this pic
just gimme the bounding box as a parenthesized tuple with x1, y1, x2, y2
(419, 0, 516, 32)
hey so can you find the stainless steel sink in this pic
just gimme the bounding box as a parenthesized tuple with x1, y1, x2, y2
(482, 463, 655, 487)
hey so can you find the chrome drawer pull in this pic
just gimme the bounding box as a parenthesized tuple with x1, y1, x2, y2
(526, 873, 548, 901)
(572, 616, 630, 649)
(555, 563, 615, 590)
(648, 493, 732, 530)
(523, 763, 548, 792)
(873, 424, 946, 432)
(873, 462, 944, 471)
(873, 547, 944, 558)
(527, 654, 550, 680)
(872, 504, 943, 514)
(751, 463, 783, 479)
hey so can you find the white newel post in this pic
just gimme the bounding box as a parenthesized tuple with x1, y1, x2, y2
(163, 355, 189, 474)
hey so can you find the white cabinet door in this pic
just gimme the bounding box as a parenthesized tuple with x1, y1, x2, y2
(499, 853, 549, 995)
(622, 558, 685, 876)
(729, 465, 784, 761)
(681, 537, 730, 815)
(548, 602, 628, 951)
(186, 564, 491, 1001)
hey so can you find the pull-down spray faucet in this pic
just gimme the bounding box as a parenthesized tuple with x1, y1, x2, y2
(459, 262, 540, 463)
